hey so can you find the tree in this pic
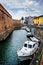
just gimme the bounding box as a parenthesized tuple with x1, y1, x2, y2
(21, 17, 24, 21)
(21, 17, 24, 23)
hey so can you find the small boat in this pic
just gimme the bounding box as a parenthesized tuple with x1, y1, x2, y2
(25, 28, 30, 32)
(17, 41, 39, 61)
(21, 27, 26, 30)
(27, 32, 33, 38)
(30, 37, 41, 45)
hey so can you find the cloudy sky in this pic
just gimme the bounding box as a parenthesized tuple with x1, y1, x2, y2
(0, 0, 43, 19)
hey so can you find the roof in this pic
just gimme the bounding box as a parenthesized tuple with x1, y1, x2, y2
(34, 15, 43, 19)
(13, 19, 21, 21)
(25, 41, 35, 45)
(39, 15, 43, 17)
(34, 17, 39, 19)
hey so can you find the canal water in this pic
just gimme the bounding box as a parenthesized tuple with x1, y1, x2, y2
(0, 30, 31, 65)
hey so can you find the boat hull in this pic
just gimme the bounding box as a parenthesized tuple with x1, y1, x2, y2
(27, 35, 33, 38)
(17, 48, 38, 61)
(18, 55, 33, 61)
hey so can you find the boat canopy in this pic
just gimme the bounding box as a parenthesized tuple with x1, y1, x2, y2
(24, 42, 35, 48)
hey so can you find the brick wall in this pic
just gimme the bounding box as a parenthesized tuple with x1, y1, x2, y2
(13, 19, 23, 26)
(0, 10, 5, 32)
(0, 4, 14, 33)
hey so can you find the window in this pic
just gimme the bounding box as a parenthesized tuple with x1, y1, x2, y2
(33, 44, 35, 47)
(24, 44, 27, 47)
(35, 42, 37, 44)
(28, 44, 32, 48)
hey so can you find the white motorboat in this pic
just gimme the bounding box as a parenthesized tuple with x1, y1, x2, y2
(27, 32, 33, 37)
(30, 37, 41, 45)
(17, 41, 39, 61)
(25, 27, 30, 32)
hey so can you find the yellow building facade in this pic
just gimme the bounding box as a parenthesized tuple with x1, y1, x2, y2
(39, 16, 43, 25)
(34, 17, 39, 25)
(34, 15, 43, 25)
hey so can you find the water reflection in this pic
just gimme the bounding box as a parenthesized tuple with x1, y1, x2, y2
(18, 59, 31, 65)
(0, 30, 30, 65)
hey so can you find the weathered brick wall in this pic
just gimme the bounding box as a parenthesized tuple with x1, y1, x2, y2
(0, 4, 11, 18)
(0, 4, 23, 41)
(0, 4, 14, 41)
(13, 19, 23, 26)
(4, 14, 13, 30)
(8, 17, 14, 29)
(0, 4, 14, 32)
(0, 10, 5, 33)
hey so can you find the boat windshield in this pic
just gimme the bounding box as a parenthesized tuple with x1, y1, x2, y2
(28, 44, 32, 48)
(24, 44, 27, 47)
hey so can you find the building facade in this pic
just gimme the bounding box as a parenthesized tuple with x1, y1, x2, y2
(34, 17, 39, 25)
(34, 15, 43, 25)
(24, 16, 34, 25)
(39, 16, 43, 25)
(0, 4, 14, 33)
(13, 19, 22, 26)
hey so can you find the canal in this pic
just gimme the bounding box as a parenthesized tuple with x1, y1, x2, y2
(0, 30, 31, 65)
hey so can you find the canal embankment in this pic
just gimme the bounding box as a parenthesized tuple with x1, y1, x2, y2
(27, 26, 43, 65)
(40, 51, 43, 65)
(29, 40, 43, 65)
(0, 27, 14, 41)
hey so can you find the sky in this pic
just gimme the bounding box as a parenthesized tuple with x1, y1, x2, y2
(0, 0, 43, 19)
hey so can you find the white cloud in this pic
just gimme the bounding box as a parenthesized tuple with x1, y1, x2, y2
(0, 0, 34, 8)
(34, 2, 39, 6)
(0, 0, 43, 19)
(12, 10, 26, 19)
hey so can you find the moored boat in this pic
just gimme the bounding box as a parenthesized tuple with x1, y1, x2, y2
(30, 37, 41, 46)
(25, 28, 30, 32)
(27, 32, 33, 38)
(17, 41, 39, 61)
